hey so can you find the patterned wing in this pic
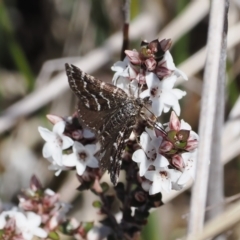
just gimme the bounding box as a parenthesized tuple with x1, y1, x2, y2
(65, 63, 137, 185)
(65, 63, 128, 111)
(77, 100, 117, 134)
(99, 122, 134, 185)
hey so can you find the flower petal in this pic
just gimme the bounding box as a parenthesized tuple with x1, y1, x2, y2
(38, 127, 55, 142)
(144, 171, 155, 181)
(85, 144, 97, 154)
(51, 144, 63, 165)
(139, 157, 151, 176)
(62, 136, 74, 149)
(76, 162, 87, 175)
(139, 132, 151, 151)
(152, 97, 163, 116)
(149, 180, 162, 195)
(132, 149, 145, 163)
(154, 154, 169, 168)
(83, 128, 95, 138)
(62, 153, 77, 167)
(32, 227, 48, 238)
(172, 88, 186, 100)
(26, 212, 41, 227)
(87, 157, 99, 168)
(161, 75, 177, 89)
(53, 121, 65, 134)
(42, 143, 52, 158)
(140, 89, 150, 98)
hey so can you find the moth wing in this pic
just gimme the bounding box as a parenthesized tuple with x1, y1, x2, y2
(66, 63, 128, 111)
(77, 100, 117, 134)
(99, 121, 134, 185)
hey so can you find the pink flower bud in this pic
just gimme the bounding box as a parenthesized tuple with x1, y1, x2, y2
(169, 111, 181, 131)
(125, 50, 141, 65)
(159, 39, 172, 52)
(186, 139, 198, 151)
(145, 58, 157, 71)
(155, 66, 172, 79)
(46, 114, 64, 125)
(159, 140, 173, 153)
(172, 155, 184, 169)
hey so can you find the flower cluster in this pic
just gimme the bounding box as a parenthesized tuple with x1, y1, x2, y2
(0, 176, 96, 239)
(112, 39, 187, 116)
(38, 115, 100, 181)
(36, 38, 199, 239)
(132, 111, 198, 194)
(111, 39, 198, 195)
(38, 39, 197, 195)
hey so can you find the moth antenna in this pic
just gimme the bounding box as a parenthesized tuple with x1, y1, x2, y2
(141, 104, 167, 135)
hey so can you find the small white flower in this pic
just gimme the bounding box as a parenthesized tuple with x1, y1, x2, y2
(132, 130, 168, 176)
(140, 72, 186, 116)
(160, 51, 188, 80)
(38, 121, 74, 165)
(17, 212, 47, 240)
(144, 168, 173, 194)
(62, 142, 99, 175)
(47, 156, 69, 176)
(177, 151, 198, 185)
(111, 57, 130, 85)
(83, 128, 95, 138)
(169, 169, 184, 190)
(0, 211, 47, 240)
(0, 209, 20, 229)
(111, 58, 139, 97)
(115, 77, 139, 97)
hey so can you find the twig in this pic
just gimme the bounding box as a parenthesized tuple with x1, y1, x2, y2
(187, 0, 226, 236)
(205, 2, 229, 240)
(121, 0, 131, 60)
(183, 200, 240, 240)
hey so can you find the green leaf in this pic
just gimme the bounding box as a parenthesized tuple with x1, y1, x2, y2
(175, 141, 187, 149)
(82, 221, 94, 233)
(167, 130, 177, 143)
(101, 182, 109, 192)
(92, 200, 103, 208)
(48, 231, 60, 240)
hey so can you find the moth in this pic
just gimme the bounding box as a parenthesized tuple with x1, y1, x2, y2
(65, 63, 149, 185)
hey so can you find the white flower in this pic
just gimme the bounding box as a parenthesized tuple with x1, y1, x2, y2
(160, 50, 188, 80)
(115, 77, 139, 97)
(111, 57, 139, 97)
(177, 151, 198, 185)
(38, 121, 74, 165)
(111, 57, 130, 85)
(169, 169, 184, 190)
(47, 156, 69, 176)
(132, 129, 168, 176)
(17, 212, 47, 240)
(83, 128, 95, 138)
(62, 142, 99, 175)
(0, 211, 47, 240)
(0, 209, 20, 229)
(140, 72, 186, 116)
(144, 168, 175, 194)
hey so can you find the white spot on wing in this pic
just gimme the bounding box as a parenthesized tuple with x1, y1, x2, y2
(99, 91, 111, 109)
(119, 131, 124, 137)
